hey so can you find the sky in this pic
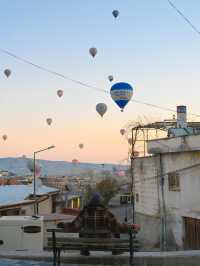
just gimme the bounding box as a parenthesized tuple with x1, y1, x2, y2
(0, 0, 200, 164)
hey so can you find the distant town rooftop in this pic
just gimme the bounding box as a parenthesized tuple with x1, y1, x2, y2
(0, 185, 58, 207)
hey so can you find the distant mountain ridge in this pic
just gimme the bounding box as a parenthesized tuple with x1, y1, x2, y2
(0, 157, 124, 176)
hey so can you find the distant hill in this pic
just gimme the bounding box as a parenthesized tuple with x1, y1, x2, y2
(0, 157, 126, 177)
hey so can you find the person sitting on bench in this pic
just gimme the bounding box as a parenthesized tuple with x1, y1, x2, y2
(57, 192, 140, 256)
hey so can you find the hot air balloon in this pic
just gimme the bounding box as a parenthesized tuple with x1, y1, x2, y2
(110, 82, 133, 111)
(96, 103, 107, 117)
(120, 129, 126, 136)
(72, 159, 79, 166)
(2, 135, 7, 141)
(46, 118, 52, 126)
(89, 47, 97, 57)
(112, 10, 119, 18)
(57, 89, 63, 98)
(79, 144, 84, 149)
(108, 75, 114, 82)
(27, 160, 41, 177)
(35, 165, 42, 177)
(4, 69, 11, 78)
(117, 170, 125, 177)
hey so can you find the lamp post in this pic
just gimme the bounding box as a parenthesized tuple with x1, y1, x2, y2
(33, 145, 55, 215)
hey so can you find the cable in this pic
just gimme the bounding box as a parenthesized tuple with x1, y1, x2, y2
(120, 161, 200, 185)
(1, 47, 200, 118)
(0, 48, 107, 94)
(167, 0, 200, 36)
(133, 99, 200, 118)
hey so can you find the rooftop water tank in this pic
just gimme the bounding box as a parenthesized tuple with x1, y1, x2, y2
(177, 105, 187, 128)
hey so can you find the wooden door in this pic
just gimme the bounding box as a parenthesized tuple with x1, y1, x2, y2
(184, 217, 200, 249)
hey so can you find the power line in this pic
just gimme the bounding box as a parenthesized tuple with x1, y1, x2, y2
(0, 48, 107, 94)
(118, 161, 200, 186)
(167, 0, 200, 36)
(1, 47, 200, 118)
(134, 161, 200, 184)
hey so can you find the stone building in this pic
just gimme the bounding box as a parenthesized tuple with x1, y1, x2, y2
(134, 133, 200, 250)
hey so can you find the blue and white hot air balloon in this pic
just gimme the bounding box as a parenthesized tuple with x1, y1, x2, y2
(110, 82, 133, 111)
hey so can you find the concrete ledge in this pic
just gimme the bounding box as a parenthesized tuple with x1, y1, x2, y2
(1, 250, 200, 265)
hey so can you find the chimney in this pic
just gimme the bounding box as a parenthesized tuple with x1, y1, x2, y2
(177, 105, 187, 128)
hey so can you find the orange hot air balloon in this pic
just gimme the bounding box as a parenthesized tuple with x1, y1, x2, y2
(120, 129, 126, 136)
(2, 135, 7, 141)
(79, 144, 84, 149)
(27, 160, 41, 177)
(57, 89, 63, 98)
(46, 118, 52, 125)
(72, 159, 79, 165)
(117, 170, 125, 177)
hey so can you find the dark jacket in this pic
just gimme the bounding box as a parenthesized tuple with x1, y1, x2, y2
(61, 203, 129, 238)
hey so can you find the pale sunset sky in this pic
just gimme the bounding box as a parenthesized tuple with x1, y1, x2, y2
(0, 0, 200, 164)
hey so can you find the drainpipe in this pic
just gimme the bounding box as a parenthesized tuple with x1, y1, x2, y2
(159, 153, 167, 251)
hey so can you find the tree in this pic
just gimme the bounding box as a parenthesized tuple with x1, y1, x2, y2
(96, 179, 120, 206)
(84, 184, 94, 205)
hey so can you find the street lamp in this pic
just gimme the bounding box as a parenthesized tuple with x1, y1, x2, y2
(33, 145, 55, 215)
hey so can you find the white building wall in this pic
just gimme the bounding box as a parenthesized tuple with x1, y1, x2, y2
(21, 197, 53, 216)
(134, 144, 200, 249)
(162, 152, 200, 248)
(21, 204, 34, 216)
(38, 197, 52, 214)
(134, 156, 160, 217)
(148, 134, 200, 154)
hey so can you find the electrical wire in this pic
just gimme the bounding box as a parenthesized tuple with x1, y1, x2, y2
(167, 0, 200, 36)
(1, 47, 200, 117)
(0, 48, 107, 94)
(119, 161, 200, 185)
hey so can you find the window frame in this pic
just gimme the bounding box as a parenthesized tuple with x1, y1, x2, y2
(168, 171, 180, 192)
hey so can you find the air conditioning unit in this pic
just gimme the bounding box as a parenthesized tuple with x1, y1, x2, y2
(0, 216, 44, 251)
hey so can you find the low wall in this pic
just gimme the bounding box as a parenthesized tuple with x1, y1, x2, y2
(136, 212, 179, 251)
(135, 212, 160, 250)
(1, 250, 200, 265)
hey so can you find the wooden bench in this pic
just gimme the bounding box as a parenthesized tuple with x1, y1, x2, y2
(47, 228, 140, 266)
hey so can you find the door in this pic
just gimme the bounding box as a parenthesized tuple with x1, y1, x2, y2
(184, 217, 200, 249)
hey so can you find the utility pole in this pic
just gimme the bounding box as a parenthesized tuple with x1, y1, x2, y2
(129, 127, 139, 266)
(159, 153, 167, 251)
(130, 135, 135, 224)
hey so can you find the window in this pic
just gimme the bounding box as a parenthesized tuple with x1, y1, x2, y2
(168, 172, 180, 191)
(120, 194, 133, 205)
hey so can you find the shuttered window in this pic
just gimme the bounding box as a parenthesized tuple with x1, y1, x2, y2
(168, 172, 180, 191)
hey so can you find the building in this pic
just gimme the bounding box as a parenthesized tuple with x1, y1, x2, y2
(133, 107, 200, 250)
(40, 176, 68, 191)
(0, 170, 18, 185)
(0, 185, 59, 216)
